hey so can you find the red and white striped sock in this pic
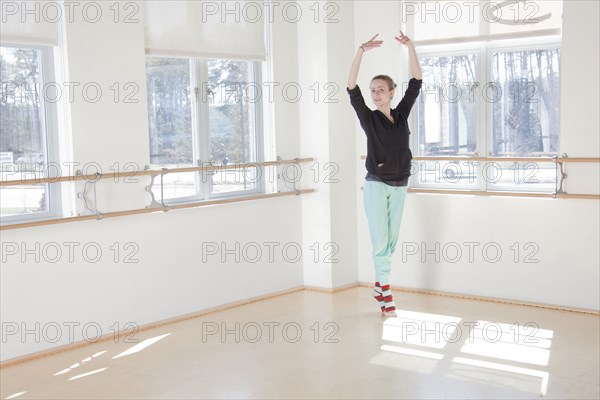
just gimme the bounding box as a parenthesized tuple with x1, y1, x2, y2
(380, 284, 396, 315)
(373, 282, 385, 312)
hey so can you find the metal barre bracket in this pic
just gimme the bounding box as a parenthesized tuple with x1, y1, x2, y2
(276, 155, 301, 193)
(144, 165, 168, 211)
(76, 171, 102, 219)
(555, 153, 568, 194)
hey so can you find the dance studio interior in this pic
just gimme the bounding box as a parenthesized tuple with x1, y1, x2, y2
(0, 1, 598, 399)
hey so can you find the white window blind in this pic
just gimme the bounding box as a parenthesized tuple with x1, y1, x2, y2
(406, 0, 563, 45)
(143, 0, 266, 61)
(0, 0, 59, 46)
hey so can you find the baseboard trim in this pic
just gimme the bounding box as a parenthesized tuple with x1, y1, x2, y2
(2, 283, 597, 368)
(357, 282, 600, 316)
(0, 285, 305, 369)
(304, 282, 360, 293)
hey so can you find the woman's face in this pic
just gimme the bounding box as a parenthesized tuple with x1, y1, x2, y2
(370, 79, 394, 107)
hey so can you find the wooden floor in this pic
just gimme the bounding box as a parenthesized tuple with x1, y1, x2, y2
(1, 287, 599, 399)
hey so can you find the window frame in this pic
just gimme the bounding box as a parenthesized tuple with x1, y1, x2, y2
(411, 36, 561, 193)
(484, 38, 561, 193)
(411, 44, 486, 191)
(145, 56, 265, 205)
(1, 43, 62, 226)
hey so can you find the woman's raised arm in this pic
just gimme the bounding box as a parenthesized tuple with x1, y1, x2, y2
(348, 34, 383, 90)
(394, 31, 422, 80)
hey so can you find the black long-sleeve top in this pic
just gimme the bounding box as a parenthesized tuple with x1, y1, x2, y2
(347, 78, 422, 183)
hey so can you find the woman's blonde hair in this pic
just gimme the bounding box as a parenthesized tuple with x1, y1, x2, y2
(371, 75, 397, 91)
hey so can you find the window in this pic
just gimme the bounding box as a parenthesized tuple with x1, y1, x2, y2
(487, 46, 560, 191)
(406, 0, 563, 193)
(413, 41, 560, 192)
(0, 45, 60, 224)
(490, 48, 560, 157)
(417, 53, 479, 158)
(415, 52, 480, 188)
(145, 57, 263, 203)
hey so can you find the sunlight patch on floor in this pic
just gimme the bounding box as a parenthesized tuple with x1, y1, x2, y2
(112, 333, 172, 360)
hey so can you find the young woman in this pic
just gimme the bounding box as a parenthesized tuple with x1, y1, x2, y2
(347, 32, 422, 317)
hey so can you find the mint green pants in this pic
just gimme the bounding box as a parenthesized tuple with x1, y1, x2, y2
(363, 181, 408, 286)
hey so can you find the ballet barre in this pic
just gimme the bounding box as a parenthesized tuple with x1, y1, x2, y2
(0, 189, 315, 231)
(0, 158, 315, 187)
(358, 155, 600, 200)
(406, 188, 598, 200)
(359, 155, 600, 163)
(0, 157, 316, 231)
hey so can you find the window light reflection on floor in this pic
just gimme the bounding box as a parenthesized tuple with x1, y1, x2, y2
(382, 310, 462, 349)
(460, 320, 553, 366)
(5, 391, 27, 399)
(380, 344, 444, 360)
(67, 367, 108, 382)
(379, 311, 554, 396)
(112, 333, 172, 359)
(53, 350, 107, 376)
(452, 356, 550, 396)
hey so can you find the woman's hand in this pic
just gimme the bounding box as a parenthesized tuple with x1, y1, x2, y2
(361, 34, 383, 52)
(396, 31, 422, 79)
(394, 31, 414, 48)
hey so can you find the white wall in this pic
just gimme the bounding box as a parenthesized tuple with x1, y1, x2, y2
(327, 2, 359, 288)
(353, 0, 600, 311)
(297, 1, 333, 288)
(297, 1, 359, 289)
(558, 0, 600, 196)
(60, 2, 149, 214)
(1, 200, 304, 361)
(2, 0, 598, 362)
(1, 1, 305, 362)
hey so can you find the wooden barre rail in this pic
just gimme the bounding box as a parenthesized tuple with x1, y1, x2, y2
(357, 186, 600, 200)
(360, 155, 600, 162)
(413, 157, 600, 163)
(0, 189, 315, 231)
(357, 155, 600, 200)
(0, 158, 315, 187)
(407, 188, 600, 200)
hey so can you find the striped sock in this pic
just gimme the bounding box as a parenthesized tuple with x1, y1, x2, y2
(380, 284, 396, 314)
(372, 282, 385, 312)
